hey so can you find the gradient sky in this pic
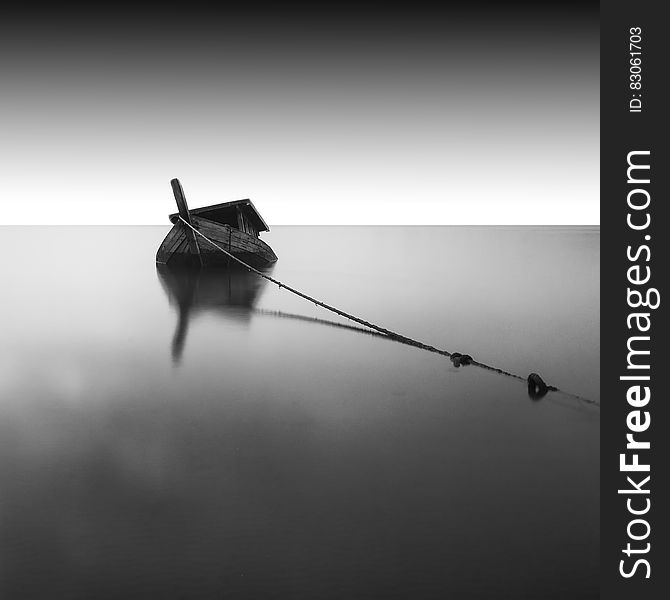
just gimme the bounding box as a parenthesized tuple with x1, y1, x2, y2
(0, 5, 598, 225)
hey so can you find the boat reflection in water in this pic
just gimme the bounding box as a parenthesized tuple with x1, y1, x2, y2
(157, 264, 272, 363)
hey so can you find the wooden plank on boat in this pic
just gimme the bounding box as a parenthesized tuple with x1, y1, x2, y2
(156, 224, 187, 263)
(171, 178, 202, 265)
(168, 199, 270, 233)
(173, 236, 190, 256)
(191, 218, 273, 257)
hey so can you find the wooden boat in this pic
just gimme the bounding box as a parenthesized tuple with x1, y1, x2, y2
(156, 179, 278, 268)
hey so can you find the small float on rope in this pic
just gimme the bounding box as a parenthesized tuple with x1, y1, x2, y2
(527, 373, 558, 399)
(156, 179, 278, 268)
(450, 352, 473, 367)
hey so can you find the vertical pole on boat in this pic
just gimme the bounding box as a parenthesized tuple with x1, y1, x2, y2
(171, 178, 203, 266)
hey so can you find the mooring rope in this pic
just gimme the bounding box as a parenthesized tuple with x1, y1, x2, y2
(177, 217, 599, 407)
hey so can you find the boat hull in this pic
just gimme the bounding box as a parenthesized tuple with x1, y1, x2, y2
(156, 216, 277, 268)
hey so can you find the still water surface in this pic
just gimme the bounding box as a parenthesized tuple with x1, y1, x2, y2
(0, 226, 599, 599)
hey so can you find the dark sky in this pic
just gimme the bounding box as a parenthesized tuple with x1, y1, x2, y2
(0, 4, 599, 224)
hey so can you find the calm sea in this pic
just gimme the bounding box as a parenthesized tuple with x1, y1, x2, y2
(0, 226, 599, 599)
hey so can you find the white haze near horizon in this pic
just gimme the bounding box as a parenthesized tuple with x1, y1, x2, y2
(0, 15, 599, 226)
